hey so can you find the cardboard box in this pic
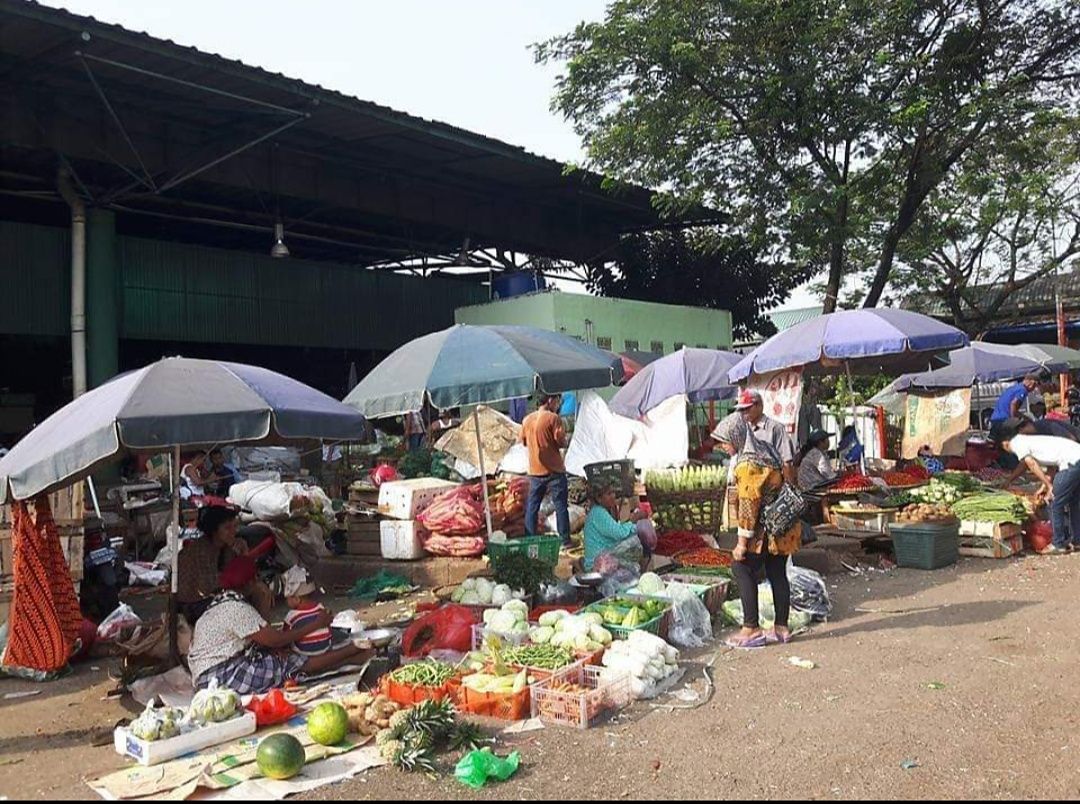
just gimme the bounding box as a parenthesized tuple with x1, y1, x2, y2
(377, 478, 459, 520)
(958, 521, 1023, 540)
(114, 711, 257, 766)
(380, 520, 428, 561)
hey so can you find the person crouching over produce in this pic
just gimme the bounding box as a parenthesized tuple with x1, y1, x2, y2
(283, 566, 332, 657)
(727, 389, 801, 650)
(188, 556, 373, 694)
(994, 417, 1080, 555)
(584, 484, 657, 573)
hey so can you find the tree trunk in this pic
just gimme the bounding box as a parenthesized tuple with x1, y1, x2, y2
(823, 197, 849, 313)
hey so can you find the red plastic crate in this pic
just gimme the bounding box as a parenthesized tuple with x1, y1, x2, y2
(459, 684, 532, 721)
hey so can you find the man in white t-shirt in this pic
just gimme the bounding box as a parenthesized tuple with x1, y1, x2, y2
(995, 417, 1080, 555)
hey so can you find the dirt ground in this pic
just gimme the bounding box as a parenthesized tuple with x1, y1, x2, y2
(4, 552, 1080, 800)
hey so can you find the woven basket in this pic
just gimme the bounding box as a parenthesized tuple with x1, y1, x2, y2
(647, 486, 726, 534)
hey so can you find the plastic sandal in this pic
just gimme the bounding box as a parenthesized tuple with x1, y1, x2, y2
(1039, 545, 1070, 556)
(765, 629, 793, 645)
(724, 633, 767, 650)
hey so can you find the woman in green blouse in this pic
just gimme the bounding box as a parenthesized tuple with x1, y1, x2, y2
(584, 485, 657, 572)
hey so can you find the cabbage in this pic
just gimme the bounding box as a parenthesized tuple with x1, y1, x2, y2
(488, 610, 518, 633)
(638, 572, 665, 596)
(580, 612, 604, 627)
(461, 591, 482, 605)
(538, 610, 568, 628)
(451, 586, 465, 603)
(491, 584, 513, 606)
(475, 578, 495, 603)
(482, 608, 499, 626)
(502, 599, 529, 622)
(588, 624, 613, 646)
(462, 578, 477, 592)
(530, 626, 554, 644)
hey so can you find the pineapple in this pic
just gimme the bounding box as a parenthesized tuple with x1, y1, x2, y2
(406, 698, 456, 739)
(378, 737, 403, 762)
(375, 729, 397, 750)
(408, 730, 435, 753)
(448, 721, 490, 752)
(389, 740, 436, 774)
(387, 708, 411, 738)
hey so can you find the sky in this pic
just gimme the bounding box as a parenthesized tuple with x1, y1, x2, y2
(39, 0, 819, 311)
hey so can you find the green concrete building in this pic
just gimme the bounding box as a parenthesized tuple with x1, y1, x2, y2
(455, 291, 733, 356)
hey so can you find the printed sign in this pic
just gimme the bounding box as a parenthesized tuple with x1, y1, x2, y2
(901, 388, 971, 459)
(749, 369, 804, 433)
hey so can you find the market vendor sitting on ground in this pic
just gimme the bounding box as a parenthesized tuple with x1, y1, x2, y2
(176, 506, 274, 625)
(187, 555, 373, 694)
(797, 429, 837, 491)
(583, 483, 657, 572)
(994, 417, 1080, 555)
(727, 388, 801, 650)
(522, 394, 572, 547)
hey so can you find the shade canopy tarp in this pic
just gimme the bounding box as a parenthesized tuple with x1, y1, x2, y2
(729, 309, 969, 382)
(1005, 343, 1080, 371)
(0, 357, 367, 503)
(344, 324, 624, 418)
(609, 347, 741, 418)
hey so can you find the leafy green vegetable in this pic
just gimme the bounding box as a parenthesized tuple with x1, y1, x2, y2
(489, 552, 553, 597)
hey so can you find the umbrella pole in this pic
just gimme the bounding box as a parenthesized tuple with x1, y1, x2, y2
(846, 361, 865, 473)
(169, 445, 180, 664)
(473, 408, 494, 539)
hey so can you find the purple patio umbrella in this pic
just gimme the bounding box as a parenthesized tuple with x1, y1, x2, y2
(728, 309, 969, 382)
(610, 347, 741, 418)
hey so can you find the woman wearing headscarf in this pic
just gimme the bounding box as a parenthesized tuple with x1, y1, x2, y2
(188, 556, 373, 693)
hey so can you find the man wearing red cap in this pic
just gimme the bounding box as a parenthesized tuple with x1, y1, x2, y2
(187, 556, 372, 694)
(725, 388, 801, 650)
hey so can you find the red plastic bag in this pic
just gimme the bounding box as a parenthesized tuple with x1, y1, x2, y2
(1025, 520, 1054, 553)
(401, 604, 475, 657)
(245, 688, 298, 727)
(370, 463, 399, 488)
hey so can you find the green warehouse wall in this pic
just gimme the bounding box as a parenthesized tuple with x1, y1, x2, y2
(455, 291, 733, 354)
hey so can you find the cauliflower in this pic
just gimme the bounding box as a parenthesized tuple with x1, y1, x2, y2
(488, 609, 518, 634)
(451, 586, 465, 603)
(538, 609, 569, 628)
(460, 591, 482, 605)
(483, 608, 500, 626)
(530, 626, 555, 644)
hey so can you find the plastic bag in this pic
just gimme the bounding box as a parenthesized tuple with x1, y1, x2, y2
(665, 582, 713, 649)
(787, 561, 832, 621)
(96, 604, 142, 642)
(454, 748, 521, 789)
(130, 700, 186, 742)
(349, 570, 412, 600)
(245, 688, 298, 728)
(402, 604, 476, 657)
(721, 585, 812, 632)
(545, 504, 586, 535)
(188, 680, 242, 725)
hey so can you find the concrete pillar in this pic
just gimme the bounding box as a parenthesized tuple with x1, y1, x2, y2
(86, 208, 119, 388)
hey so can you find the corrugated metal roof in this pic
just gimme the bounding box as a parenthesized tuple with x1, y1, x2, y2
(903, 272, 1080, 318)
(769, 306, 824, 332)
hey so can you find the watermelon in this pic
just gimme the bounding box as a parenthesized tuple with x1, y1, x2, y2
(307, 702, 349, 747)
(256, 733, 306, 780)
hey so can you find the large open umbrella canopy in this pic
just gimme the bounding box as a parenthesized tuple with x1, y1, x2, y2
(891, 342, 1058, 391)
(0, 357, 366, 504)
(728, 309, 970, 382)
(344, 324, 623, 538)
(610, 347, 741, 418)
(1006, 343, 1080, 371)
(344, 324, 624, 418)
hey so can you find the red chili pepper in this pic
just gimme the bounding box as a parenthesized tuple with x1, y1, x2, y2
(674, 548, 732, 567)
(656, 531, 709, 555)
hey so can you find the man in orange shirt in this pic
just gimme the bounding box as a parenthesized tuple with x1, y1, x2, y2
(521, 394, 571, 547)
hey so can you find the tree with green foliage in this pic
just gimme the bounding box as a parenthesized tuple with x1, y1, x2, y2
(536, 0, 1080, 313)
(584, 228, 812, 340)
(894, 114, 1080, 335)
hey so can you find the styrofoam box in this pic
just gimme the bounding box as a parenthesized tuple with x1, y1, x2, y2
(380, 519, 427, 560)
(378, 478, 459, 520)
(114, 711, 257, 766)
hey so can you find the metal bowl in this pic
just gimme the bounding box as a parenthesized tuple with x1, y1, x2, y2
(572, 572, 604, 588)
(356, 628, 396, 648)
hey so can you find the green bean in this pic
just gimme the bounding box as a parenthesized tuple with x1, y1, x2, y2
(389, 659, 455, 687)
(504, 645, 575, 670)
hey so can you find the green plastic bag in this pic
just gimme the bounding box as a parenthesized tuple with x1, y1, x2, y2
(349, 569, 411, 600)
(454, 748, 521, 789)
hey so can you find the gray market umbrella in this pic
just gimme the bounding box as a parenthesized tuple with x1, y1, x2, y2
(344, 324, 624, 418)
(344, 324, 623, 537)
(0, 357, 366, 503)
(610, 347, 741, 418)
(1007, 343, 1080, 371)
(892, 342, 1060, 391)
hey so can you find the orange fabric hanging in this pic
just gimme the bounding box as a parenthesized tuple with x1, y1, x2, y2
(2, 498, 82, 673)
